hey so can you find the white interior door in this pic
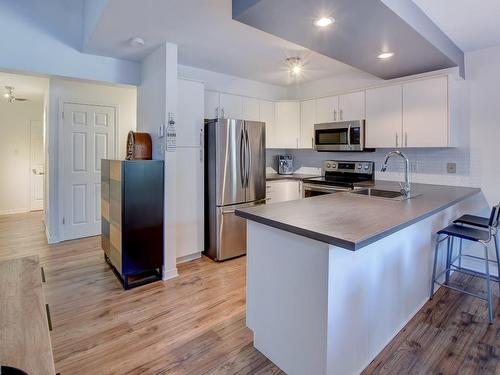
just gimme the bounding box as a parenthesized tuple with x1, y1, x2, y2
(30, 120, 44, 211)
(62, 102, 116, 240)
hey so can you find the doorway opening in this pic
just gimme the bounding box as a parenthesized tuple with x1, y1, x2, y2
(0, 71, 48, 221)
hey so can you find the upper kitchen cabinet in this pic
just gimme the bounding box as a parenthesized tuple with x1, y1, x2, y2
(204, 90, 220, 119)
(338, 91, 365, 121)
(178, 79, 204, 148)
(220, 93, 243, 119)
(315, 95, 339, 123)
(242, 97, 260, 122)
(300, 100, 316, 149)
(275, 101, 300, 149)
(365, 85, 402, 148)
(402, 76, 449, 147)
(260, 100, 276, 148)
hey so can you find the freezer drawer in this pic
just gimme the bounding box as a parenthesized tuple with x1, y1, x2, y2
(205, 200, 265, 261)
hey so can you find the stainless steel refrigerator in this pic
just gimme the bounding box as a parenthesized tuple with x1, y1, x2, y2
(204, 118, 266, 261)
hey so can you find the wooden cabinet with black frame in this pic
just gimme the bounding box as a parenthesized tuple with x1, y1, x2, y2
(101, 159, 164, 289)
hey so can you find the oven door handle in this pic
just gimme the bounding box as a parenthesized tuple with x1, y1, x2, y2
(303, 184, 352, 193)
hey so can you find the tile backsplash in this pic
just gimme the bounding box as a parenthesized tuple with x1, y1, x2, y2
(266, 147, 479, 187)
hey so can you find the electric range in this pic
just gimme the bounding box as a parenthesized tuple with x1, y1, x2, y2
(302, 160, 374, 197)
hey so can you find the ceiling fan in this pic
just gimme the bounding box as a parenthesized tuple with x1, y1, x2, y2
(3, 86, 28, 103)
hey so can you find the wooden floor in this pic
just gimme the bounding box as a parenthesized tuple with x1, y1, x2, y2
(1, 212, 499, 374)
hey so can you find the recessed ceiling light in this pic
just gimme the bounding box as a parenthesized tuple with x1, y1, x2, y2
(314, 17, 335, 28)
(378, 52, 394, 59)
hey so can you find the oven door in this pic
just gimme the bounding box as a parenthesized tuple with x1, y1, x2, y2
(314, 121, 363, 151)
(303, 183, 352, 198)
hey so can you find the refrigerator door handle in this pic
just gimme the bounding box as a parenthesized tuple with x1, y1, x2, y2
(239, 129, 245, 188)
(245, 126, 251, 188)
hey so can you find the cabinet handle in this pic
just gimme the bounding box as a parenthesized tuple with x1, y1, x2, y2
(45, 304, 53, 331)
(396, 132, 399, 148)
(41, 267, 46, 283)
(200, 149, 203, 162)
(311, 137, 314, 148)
(221, 108, 225, 119)
(334, 109, 337, 121)
(296, 138, 299, 149)
(340, 109, 343, 121)
(215, 107, 219, 119)
(405, 132, 408, 147)
(199, 130, 203, 147)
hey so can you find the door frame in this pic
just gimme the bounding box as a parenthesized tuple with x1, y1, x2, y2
(58, 98, 119, 241)
(29, 120, 44, 212)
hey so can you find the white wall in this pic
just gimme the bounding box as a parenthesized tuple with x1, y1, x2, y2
(0, 0, 139, 85)
(138, 43, 179, 280)
(0, 100, 43, 215)
(466, 45, 500, 206)
(46, 78, 137, 243)
(178, 64, 287, 100)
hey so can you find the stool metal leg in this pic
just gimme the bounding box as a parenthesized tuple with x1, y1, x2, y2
(458, 237, 463, 269)
(483, 243, 494, 324)
(430, 234, 440, 299)
(445, 237, 452, 284)
(494, 234, 500, 296)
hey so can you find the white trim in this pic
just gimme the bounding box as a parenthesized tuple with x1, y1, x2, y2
(58, 99, 119, 241)
(176, 252, 202, 264)
(0, 208, 29, 216)
(162, 266, 179, 281)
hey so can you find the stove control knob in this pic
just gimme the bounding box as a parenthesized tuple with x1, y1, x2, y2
(357, 164, 362, 169)
(364, 165, 369, 170)
(326, 162, 331, 169)
(332, 163, 337, 169)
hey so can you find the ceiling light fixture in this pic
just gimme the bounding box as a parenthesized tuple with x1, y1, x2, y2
(287, 57, 303, 77)
(314, 16, 335, 28)
(129, 37, 145, 47)
(378, 52, 394, 59)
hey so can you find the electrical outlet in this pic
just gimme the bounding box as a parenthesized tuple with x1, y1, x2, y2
(447, 162, 457, 174)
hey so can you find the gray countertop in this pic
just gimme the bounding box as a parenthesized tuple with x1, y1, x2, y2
(266, 173, 320, 181)
(236, 181, 481, 250)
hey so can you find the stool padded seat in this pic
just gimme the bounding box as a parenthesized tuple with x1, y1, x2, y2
(438, 224, 490, 242)
(454, 214, 490, 229)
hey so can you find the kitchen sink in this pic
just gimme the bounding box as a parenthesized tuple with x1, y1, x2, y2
(351, 188, 421, 200)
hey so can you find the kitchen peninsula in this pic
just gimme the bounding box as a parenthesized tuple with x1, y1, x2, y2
(236, 182, 484, 375)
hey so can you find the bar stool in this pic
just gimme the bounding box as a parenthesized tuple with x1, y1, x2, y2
(430, 204, 500, 324)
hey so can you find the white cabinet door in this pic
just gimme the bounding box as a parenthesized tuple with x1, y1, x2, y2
(300, 100, 316, 149)
(275, 101, 300, 149)
(242, 97, 260, 121)
(339, 91, 365, 121)
(204, 90, 220, 119)
(176, 147, 204, 259)
(220, 93, 243, 119)
(266, 180, 302, 204)
(315, 95, 339, 123)
(365, 85, 402, 148)
(178, 79, 204, 147)
(403, 76, 448, 147)
(260, 100, 276, 148)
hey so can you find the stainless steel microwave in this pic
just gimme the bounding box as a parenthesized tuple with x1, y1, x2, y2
(314, 120, 365, 151)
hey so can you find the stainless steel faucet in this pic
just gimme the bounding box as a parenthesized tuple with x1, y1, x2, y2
(381, 150, 411, 196)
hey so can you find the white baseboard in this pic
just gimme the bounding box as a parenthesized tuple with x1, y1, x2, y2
(176, 252, 201, 264)
(162, 266, 178, 281)
(0, 208, 29, 216)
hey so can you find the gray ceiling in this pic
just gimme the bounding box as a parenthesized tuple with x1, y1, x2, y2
(233, 0, 464, 79)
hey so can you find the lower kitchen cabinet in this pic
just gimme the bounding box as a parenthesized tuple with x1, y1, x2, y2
(266, 180, 302, 203)
(176, 147, 204, 260)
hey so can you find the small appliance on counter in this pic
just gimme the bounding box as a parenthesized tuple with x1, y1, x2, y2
(278, 155, 294, 175)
